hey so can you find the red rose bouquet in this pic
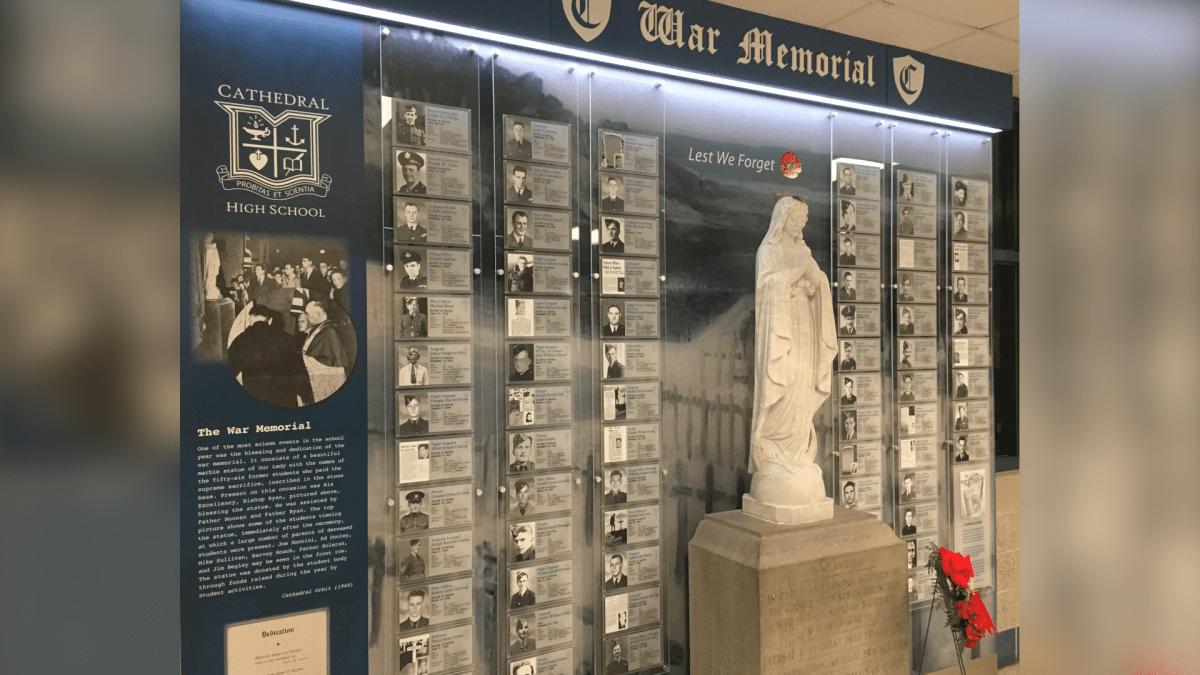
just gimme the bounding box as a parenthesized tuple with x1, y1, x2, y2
(917, 547, 997, 674)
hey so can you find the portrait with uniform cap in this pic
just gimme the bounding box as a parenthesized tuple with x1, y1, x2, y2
(397, 393, 430, 438)
(398, 249, 429, 290)
(600, 218, 624, 253)
(394, 102, 426, 147)
(395, 150, 427, 194)
(399, 490, 430, 532)
(398, 537, 427, 580)
(397, 345, 429, 387)
(839, 305, 858, 336)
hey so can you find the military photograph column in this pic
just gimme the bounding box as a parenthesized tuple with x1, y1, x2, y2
(949, 175, 994, 588)
(893, 168, 942, 606)
(833, 161, 884, 520)
(597, 128, 666, 674)
(389, 96, 477, 675)
(500, 113, 580, 675)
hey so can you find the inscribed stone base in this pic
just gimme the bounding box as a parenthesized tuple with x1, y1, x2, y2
(743, 493, 833, 524)
(689, 507, 909, 675)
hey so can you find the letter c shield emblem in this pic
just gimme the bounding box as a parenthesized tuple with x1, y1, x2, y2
(893, 55, 925, 106)
(563, 0, 611, 42)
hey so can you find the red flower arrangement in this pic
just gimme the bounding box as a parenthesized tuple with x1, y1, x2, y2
(917, 547, 997, 674)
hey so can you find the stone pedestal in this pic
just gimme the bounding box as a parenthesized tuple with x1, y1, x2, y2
(689, 507, 910, 675)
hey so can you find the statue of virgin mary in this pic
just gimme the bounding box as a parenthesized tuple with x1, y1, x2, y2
(743, 196, 839, 523)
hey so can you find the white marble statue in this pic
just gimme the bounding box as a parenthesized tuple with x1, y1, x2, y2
(203, 232, 222, 300)
(744, 196, 839, 524)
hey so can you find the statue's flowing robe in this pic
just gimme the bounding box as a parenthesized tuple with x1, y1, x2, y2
(749, 227, 838, 473)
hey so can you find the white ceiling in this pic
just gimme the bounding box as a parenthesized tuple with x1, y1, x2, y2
(713, 0, 1020, 96)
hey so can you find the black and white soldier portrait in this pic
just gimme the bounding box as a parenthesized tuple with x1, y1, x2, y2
(839, 341, 856, 370)
(838, 235, 856, 266)
(604, 469, 627, 505)
(840, 305, 857, 336)
(899, 373, 915, 402)
(955, 404, 969, 430)
(507, 253, 534, 292)
(601, 218, 625, 253)
(838, 165, 857, 195)
(898, 307, 915, 335)
(398, 346, 429, 386)
(898, 206, 914, 236)
(398, 249, 428, 290)
(397, 394, 430, 437)
(510, 479, 534, 517)
(507, 209, 533, 249)
(602, 302, 626, 337)
(510, 569, 536, 609)
(510, 344, 535, 381)
(952, 211, 969, 239)
(898, 272, 914, 302)
(506, 118, 533, 159)
(604, 553, 628, 590)
(396, 151, 427, 194)
(395, 200, 428, 243)
(839, 199, 857, 231)
(899, 173, 914, 202)
(899, 473, 917, 503)
(954, 308, 969, 335)
(398, 537, 427, 580)
(953, 180, 968, 207)
(953, 276, 969, 303)
(509, 614, 537, 653)
(605, 638, 630, 675)
(400, 296, 428, 338)
(507, 164, 534, 204)
(840, 377, 857, 405)
(841, 409, 858, 441)
(842, 480, 857, 508)
(956, 371, 970, 398)
(955, 435, 971, 463)
(601, 175, 625, 213)
(603, 343, 626, 379)
(509, 433, 535, 472)
(510, 522, 536, 562)
(901, 508, 916, 535)
(399, 489, 430, 531)
(395, 103, 426, 146)
(839, 270, 856, 300)
(398, 587, 430, 630)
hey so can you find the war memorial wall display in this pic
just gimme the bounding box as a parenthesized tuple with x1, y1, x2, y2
(180, 1, 1010, 674)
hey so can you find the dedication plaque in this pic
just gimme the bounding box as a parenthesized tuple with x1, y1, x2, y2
(393, 149, 471, 201)
(506, 298, 571, 338)
(525, 516, 574, 559)
(598, 216, 659, 256)
(838, 338, 881, 371)
(840, 372, 881, 407)
(609, 545, 661, 587)
(398, 531, 473, 579)
(951, 177, 990, 212)
(840, 474, 882, 510)
(506, 342, 571, 383)
(503, 116, 571, 165)
(396, 390, 472, 436)
(836, 162, 880, 201)
(838, 233, 881, 269)
(896, 170, 937, 206)
(952, 431, 992, 464)
(619, 463, 662, 503)
(897, 337, 937, 370)
(504, 207, 571, 252)
(899, 436, 939, 470)
(839, 442, 882, 476)
(897, 370, 938, 403)
(838, 269, 881, 303)
(952, 337, 991, 367)
(964, 399, 991, 429)
(397, 436, 473, 484)
(954, 306, 990, 336)
(952, 369, 990, 400)
(504, 252, 572, 295)
(507, 472, 573, 516)
(898, 501, 939, 537)
(599, 172, 659, 216)
(950, 273, 989, 305)
(896, 271, 937, 304)
(898, 237, 937, 271)
(508, 560, 574, 607)
(395, 296, 473, 340)
(899, 402, 938, 437)
(950, 209, 989, 242)
(506, 429, 573, 473)
(838, 304, 881, 337)
(394, 247, 472, 292)
(505, 386, 572, 428)
(419, 482, 474, 530)
(952, 242, 989, 273)
(395, 343, 471, 387)
(393, 100, 471, 154)
(836, 197, 881, 234)
(602, 423, 661, 463)
(396, 579, 472, 631)
(899, 467, 939, 502)
(393, 197, 472, 246)
(897, 305, 936, 337)
(600, 130, 659, 175)
(895, 204, 937, 239)
(840, 407, 882, 440)
(225, 610, 329, 675)
(604, 587, 661, 634)
(603, 505, 660, 547)
(602, 382, 660, 421)
(601, 258, 660, 297)
(600, 341, 660, 380)
(509, 603, 573, 652)
(504, 161, 571, 209)
(599, 300, 660, 338)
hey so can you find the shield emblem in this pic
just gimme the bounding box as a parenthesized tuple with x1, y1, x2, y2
(216, 102, 332, 198)
(893, 55, 926, 106)
(563, 0, 611, 42)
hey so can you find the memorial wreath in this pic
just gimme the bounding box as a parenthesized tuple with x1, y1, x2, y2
(917, 547, 997, 674)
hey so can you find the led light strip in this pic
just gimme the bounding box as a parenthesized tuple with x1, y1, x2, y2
(285, 0, 1003, 134)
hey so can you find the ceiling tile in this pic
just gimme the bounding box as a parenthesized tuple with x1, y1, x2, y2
(708, 0, 875, 29)
(883, 0, 1019, 30)
(987, 16, 1020, 41)
(928, 30, 1020, 73)
(825, 3, 974, 52)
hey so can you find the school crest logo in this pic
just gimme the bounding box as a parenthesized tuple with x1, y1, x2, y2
(215, 102, 333, 199)
(893, 55, 925, 106)
(563, 0, 611, 42)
